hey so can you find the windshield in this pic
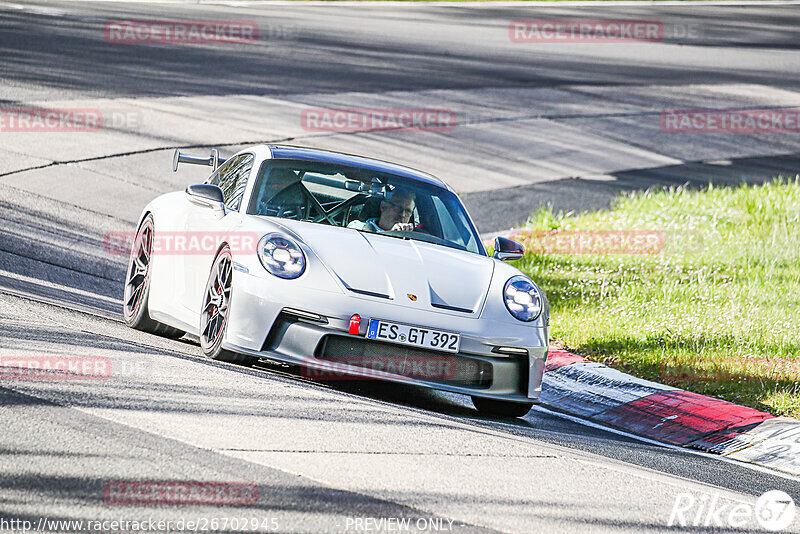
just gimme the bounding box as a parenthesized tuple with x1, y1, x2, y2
(247, 159, 485, 255)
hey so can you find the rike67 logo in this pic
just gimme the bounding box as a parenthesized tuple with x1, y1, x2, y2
(669, 490, 796, 531)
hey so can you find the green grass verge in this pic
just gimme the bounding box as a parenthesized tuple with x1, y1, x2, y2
(513, 177, 800, 418)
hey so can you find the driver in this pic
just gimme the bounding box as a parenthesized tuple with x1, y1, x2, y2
(348, 189, 416, 233)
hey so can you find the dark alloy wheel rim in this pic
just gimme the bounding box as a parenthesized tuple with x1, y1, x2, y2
(124, 220, 153, 319)
(201, 251, 232, 351)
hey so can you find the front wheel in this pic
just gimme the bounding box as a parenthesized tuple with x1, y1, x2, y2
(471, 396, 533, 418)
(123, 214, 185, 338)
(199, 246, 255, 366)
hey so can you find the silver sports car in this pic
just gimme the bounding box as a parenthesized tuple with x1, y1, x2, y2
(124, 145, 549, 417)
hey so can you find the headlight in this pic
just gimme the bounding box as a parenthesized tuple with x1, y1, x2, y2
(503, 276, 543, 321)
(257, 233, 306, 279)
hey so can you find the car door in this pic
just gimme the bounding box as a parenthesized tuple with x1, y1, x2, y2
(178, 153, 255, 322)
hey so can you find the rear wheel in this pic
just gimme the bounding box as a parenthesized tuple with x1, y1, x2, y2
(199, 247, 255, 366)
(471, 396, 533, 418)
(123, 214, 185, 338)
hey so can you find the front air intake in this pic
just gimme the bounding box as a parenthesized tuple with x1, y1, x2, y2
(316, 335, 492, 388)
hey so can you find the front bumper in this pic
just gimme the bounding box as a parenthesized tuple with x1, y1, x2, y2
(224, 273, 548, 401)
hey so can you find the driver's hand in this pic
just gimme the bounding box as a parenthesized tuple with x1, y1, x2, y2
(391, 222, 413, 232)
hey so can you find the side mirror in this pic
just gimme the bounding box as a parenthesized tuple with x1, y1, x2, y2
(186, 184, 225, 209)
(493, 236, 524, 261)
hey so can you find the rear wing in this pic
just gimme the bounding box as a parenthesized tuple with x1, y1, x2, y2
(172, 149, 227, 172)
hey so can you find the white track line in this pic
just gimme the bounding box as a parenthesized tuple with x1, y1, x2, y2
(532, 404, 800, 483)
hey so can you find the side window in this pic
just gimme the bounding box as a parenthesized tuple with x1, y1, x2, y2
(432, 196, 460, 242)
(218, 154, 254, 211)
(431, 195, 476, 251)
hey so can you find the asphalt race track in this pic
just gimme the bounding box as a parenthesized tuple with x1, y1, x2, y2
(1, 1, 800, 532)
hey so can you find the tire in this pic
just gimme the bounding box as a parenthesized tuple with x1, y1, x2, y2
(471, 396, 533, 418)
(199, 246, 255, 366)
(123, 214, 185, 338)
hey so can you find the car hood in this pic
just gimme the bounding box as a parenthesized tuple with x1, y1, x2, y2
(275, 220, 495, 314)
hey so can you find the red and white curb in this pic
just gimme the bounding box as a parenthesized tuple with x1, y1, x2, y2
(541, 347, 800, 477)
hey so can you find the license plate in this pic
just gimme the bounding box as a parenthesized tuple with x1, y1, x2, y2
(365, 319, 461, 353)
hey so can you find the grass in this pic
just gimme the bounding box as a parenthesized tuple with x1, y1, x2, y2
(512, 177, 800, 418)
